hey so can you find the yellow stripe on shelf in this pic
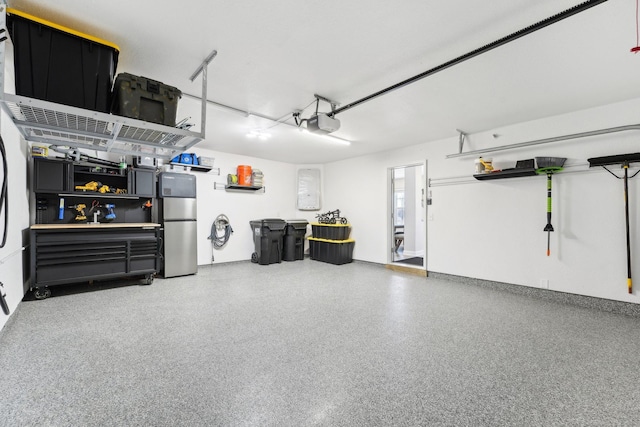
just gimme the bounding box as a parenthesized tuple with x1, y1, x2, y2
(308, 237, 355, 244)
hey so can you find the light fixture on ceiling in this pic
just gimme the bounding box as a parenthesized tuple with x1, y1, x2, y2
(298, 128, 350, 146)
(246, 130, 272, 141)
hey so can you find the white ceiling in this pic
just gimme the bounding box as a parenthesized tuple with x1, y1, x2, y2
(8, 0, 640, 163)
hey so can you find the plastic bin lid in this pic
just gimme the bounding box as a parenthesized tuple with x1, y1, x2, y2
(250, 218, 286, 229)
(285, 220, 308, 230)
(285, 219, 309, 224)
(7, 8, 120, 51)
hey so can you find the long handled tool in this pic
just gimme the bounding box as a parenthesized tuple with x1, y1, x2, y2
(536, 157, 566, 256)
(588, 153, 640, 294)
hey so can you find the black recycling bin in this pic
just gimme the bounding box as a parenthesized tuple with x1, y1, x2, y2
(249, 219, 286, 265)
(283, 220, 309, 261)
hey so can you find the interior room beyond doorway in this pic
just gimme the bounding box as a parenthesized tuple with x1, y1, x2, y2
(390, 163, 426, 269)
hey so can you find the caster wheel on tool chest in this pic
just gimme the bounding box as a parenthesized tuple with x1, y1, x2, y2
(33, 288, 52, 300)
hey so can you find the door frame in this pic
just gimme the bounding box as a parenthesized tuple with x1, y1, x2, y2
(387, 160, 428, 270)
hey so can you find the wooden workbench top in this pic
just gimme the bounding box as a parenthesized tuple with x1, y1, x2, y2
(31, 223, 161, 230)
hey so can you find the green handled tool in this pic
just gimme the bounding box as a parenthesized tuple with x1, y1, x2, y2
(535, 157, 566, 257)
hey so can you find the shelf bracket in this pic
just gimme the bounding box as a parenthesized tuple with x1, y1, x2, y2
(189, 49, 217, 139)
(456, 129, 467, 154)
(106, 122, 123, 151)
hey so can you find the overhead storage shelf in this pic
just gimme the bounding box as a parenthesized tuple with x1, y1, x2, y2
(0, 5, 212, 161)
(0, 93, 203, 161)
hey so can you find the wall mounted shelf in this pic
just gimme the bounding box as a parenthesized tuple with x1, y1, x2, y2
(168, 162, 219, 173)
(226, 184, 263, 192)
(473, 168, 538, 180)
(58, 192, 139, 200)
(213, 182, 264, 193)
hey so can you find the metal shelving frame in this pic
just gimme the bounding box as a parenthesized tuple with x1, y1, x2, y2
(0, 5, 213, 161)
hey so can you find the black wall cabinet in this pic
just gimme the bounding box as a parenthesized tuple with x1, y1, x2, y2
(33, 157, 155, 197)
(33, 158, 72, 193)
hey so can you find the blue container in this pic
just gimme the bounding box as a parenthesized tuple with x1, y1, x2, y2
(171, 153, 198, 165)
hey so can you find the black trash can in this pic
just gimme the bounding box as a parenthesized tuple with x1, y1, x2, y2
(283, 220, 309, 261)
(249, 219, 286, 265)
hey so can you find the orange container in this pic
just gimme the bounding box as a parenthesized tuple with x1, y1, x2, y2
(237, 165, 252, 186)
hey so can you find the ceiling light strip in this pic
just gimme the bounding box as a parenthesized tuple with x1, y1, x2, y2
(182, 93, 351, 144)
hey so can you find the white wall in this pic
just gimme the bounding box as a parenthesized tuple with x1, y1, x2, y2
(325, 97, 640, 304)
(190, 148, 297, 265)
(191, 149, 323, 265)
(0, 109, 30, 331)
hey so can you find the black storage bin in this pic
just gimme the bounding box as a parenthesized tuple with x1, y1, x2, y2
(7, 8, 119, 113)
(111, 72, 181, 126)
(249, 219, 286, 265)
(283, 220, 308, 261)
(311, 222, 351, 240)
(308, 238, 355, 265)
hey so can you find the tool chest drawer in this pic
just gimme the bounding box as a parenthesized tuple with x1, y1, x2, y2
(30, 227, 159, 289)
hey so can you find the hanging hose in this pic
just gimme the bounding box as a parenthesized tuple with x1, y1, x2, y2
(0, 282, 8, 315)
(0, 134, 9, 314)
(0, 135, 7, 249)
(208, 214, 233, 249)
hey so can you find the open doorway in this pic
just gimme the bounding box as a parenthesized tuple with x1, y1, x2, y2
(390, 163, 426, 268)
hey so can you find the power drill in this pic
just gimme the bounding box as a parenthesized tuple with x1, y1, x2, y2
(104, 203, 116, 221)
(68, 204, 87, 221)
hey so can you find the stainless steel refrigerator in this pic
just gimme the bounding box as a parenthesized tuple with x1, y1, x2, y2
(158, 172, 197, 277)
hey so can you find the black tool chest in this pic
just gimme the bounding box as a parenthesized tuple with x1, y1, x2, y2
(30, 225, 158, 294)
(30, 157, 159, 299)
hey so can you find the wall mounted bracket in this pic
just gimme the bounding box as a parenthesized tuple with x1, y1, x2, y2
(456, 129, 467, 154)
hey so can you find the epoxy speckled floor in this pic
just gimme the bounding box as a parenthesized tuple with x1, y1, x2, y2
(1, 261, 639, 426)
